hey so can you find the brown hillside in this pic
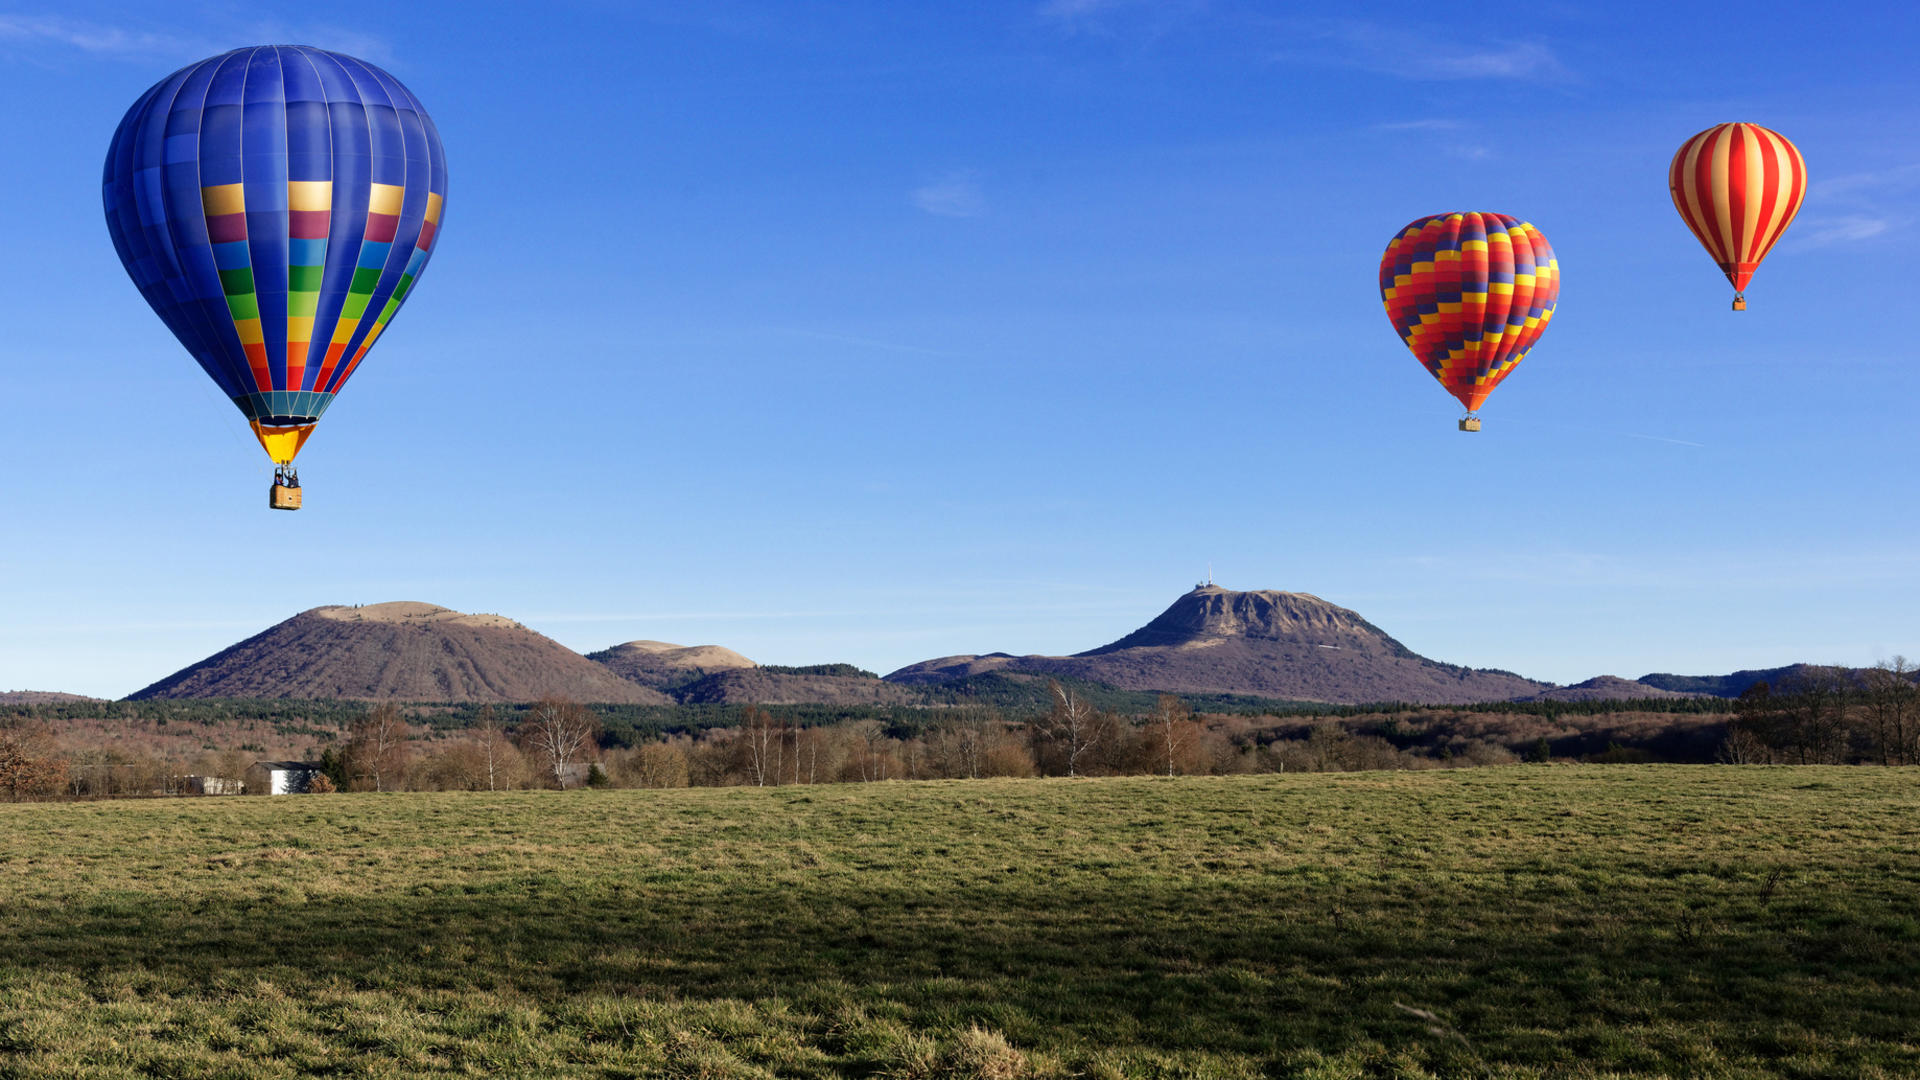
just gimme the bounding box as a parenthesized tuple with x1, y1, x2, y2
(0, 691, 104, 704)
(674, 669, 914, 706)
(588, 640, 755, 689)
(128, 602, 670, 704)
(886, 585, 1547, 704)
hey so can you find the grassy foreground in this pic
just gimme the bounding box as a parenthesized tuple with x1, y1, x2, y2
(0, 768, 1916, 1079)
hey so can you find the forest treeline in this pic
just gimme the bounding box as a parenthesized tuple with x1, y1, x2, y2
(4, 664, 1915, 799)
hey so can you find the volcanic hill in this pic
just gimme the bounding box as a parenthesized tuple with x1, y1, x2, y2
(886, 585, 1549, 704)
(586, 640, 756, 690)
(586, 641, 913, 705)
(129, 602, 669, 704)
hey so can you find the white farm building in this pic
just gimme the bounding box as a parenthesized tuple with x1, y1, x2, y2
(245, 761, 324, 795)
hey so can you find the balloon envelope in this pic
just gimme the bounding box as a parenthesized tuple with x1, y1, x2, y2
(1668, 122, 1804, 297)
(1378, 212, 1559, 414)
(103, 46, 447, 465)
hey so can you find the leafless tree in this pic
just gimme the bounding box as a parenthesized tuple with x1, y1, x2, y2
(1863, 658, 1918, 765)
(1717, 722, 1771, 765)
(1150, 694, 1198, 777)
(1777, 667, 1852, 764)
(790, 726, 832, 784)
(929, 708, 998, 779)
(625, 741, 690, 788)
(344, 703, 412, 792)
(843, 719, 897, 782)
(473, 706, 521, 790)
(0, 721, 67, 801)
(1725, 682, 1781, 763)
(414, 740, 488, 791)
(520, 697, 600, 788)
(1032, 680, 1102, 777)
(739, 706, 782, 787)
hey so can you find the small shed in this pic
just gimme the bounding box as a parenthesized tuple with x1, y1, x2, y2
(246, 761, 324, 795)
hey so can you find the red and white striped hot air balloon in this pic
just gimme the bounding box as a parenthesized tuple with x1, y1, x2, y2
(1668, 123, 1807, 311)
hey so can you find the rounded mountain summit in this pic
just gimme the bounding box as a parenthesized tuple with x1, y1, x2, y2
(884, 585, 1550, 704)
(128, 602, 670, 704)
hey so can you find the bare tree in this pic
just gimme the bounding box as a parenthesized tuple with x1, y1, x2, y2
(473, 706, 521, 791)
(842, 719, 897, 782)
(414, 740, 488, 791)
(626, 741, 690, 788)
(1149, 694, 1198, 777)
(0, 722, 68, 801)
(1863, 658, 1918, 765)
(344, 704, 412, 792)
(735, 706, 784, 787)
(520, 697, 600, 788)
(1725, 682, 1781, 764)
(928, 708, 998, 779)
(1032, 680, 1102, 777)
(791, 726, 832, 784)
(1778, 667, 1851, 764)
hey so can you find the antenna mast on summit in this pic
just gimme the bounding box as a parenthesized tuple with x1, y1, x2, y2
(1207, 562, 1213, 587)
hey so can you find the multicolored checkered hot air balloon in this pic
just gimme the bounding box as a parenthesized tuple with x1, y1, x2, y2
(103, 46, 447, 509)
(1668, 122, 1806, 311)
(1378, 212, 1559, 432)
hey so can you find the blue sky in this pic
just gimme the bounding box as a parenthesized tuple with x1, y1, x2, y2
(3, 1, 1918, 698)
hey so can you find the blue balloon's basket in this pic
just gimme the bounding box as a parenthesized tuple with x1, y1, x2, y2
(270, 470, 302, 511)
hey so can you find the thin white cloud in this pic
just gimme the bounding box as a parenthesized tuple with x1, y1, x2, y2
(1039, 0, 1119, 17)
(912, 172, 987, 218)
(1793, 214, 1900, 248)
(1815, 162, 1920, 200)
(1282, 19, 1571, 82)
(0, 14, 194, 56)
(1420, 41, 1561, 79)
(1374, 119, 1464, 132)
(0, 15, 393, 66)
(1785, 163, 1917, 248)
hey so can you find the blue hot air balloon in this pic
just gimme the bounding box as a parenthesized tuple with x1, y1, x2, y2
(103, 46, 447, 509)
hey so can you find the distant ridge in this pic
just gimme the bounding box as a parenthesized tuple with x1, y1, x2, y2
(1636, 665, 1820, 698)
(0, 691, 103, 705)
(1513, 676, 1704, 703)
(129, 602, 669, 704)
(887, 586, 1549, 704)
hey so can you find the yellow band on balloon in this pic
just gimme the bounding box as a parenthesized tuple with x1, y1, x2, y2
(250, 421, 316, 466)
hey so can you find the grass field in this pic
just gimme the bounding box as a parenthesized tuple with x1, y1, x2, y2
(1, 767, 1916, 1078)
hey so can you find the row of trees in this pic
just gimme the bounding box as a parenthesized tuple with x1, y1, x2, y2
(12, 668, 1920, 801)
(1721, 661, 1920, 765)
(331, 686, 1490, 792)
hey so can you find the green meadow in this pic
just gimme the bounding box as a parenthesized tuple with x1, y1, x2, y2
(1, 767, 1915, 1079)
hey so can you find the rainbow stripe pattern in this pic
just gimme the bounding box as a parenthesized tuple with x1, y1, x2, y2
(103, 46, 447, 451)
(1378, 212, 1559, 414)
(1669, 122, 1805, 299)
